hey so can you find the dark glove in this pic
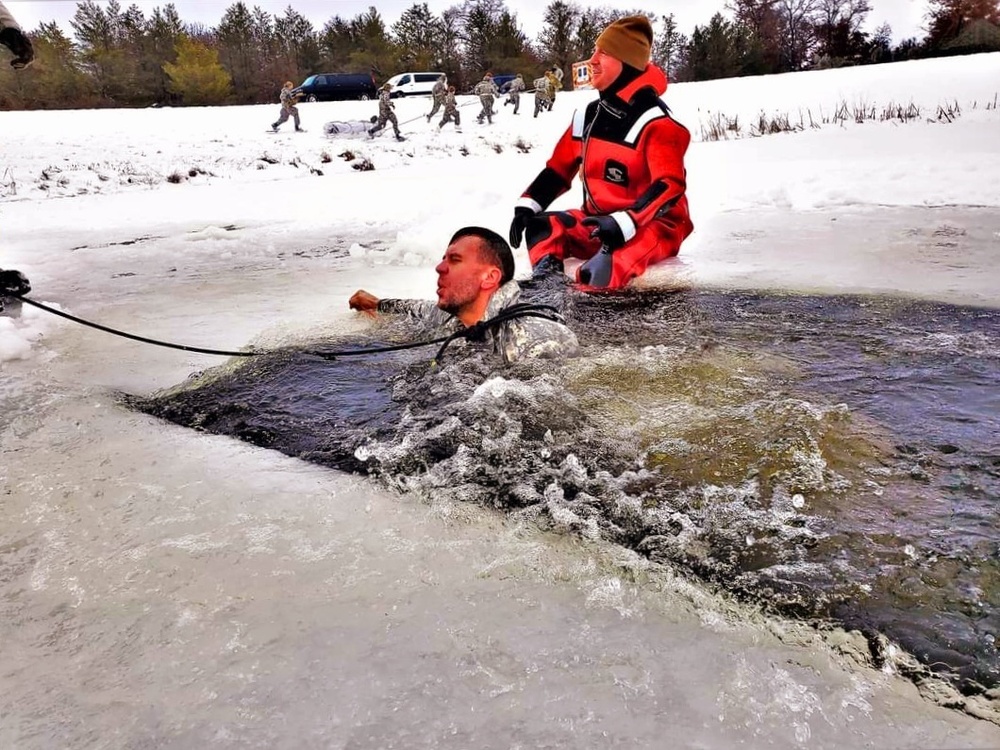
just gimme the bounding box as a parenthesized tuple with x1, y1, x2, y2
(581, 214, 626, 250)
(0, 27, 34, 69)
(577, 247, 615, 288)
(0, 269, 31, 296)
(509, 206, 535, 248)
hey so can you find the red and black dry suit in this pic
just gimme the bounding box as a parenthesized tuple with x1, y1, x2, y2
(517, 63, 693, 288)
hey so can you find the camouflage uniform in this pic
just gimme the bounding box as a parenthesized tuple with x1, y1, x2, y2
(376, 280, 578, 365)
(474, 76, 499, 124)
(0, 1, 33, 69)
(426, 76, 447, 122)
(272, 85, 302, 131)
(545, 70, 561, 109)
(533, 76, 552, 118)
(438, 90, 461, 130)
(370, 86, 401, 139)
(504, 75, 525, 115)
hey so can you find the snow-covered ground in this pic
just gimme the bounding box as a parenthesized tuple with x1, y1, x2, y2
(2, 53, 1000, 746)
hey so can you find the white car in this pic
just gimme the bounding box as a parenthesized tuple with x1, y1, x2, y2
(384, 71, 446, 98)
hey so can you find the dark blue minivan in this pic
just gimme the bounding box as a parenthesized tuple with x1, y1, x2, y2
(293, 73, 378, 102)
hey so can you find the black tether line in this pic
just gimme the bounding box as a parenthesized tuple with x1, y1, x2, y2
(13, 295, 565, 364)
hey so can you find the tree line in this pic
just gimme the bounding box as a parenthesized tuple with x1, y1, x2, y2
(1, 0, 997, 109)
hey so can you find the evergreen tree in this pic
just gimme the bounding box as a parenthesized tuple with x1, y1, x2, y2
(163, 35, 233, 104)
(727, 0, 784, 73)
(216, 2, 260, 102)
(652, 13, 688, 80)
(683, 12, 742, 80)
(348, 7, 395, 78)
(274, 7, 320, 82)
(146, 5, 184, 103)
(0, 22, 94, 108)
(318, 16, 355, 71)
(70, 0, 131, 102)
(392, 3, 445, 70)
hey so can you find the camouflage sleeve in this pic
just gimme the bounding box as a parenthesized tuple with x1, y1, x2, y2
(498, 317, 579, 364)
(0, 1, 21, 31)
(376, 298, 443, 321)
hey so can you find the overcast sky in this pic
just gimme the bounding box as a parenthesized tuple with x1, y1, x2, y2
(7, 0, 928, 43)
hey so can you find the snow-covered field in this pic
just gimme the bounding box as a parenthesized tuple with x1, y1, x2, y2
(2, 53, 1000, 747)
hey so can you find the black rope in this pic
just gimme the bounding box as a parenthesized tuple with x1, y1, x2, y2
(431, 304, 565, 364)
(13, 294, 564, 364)
(17, 295, 265, 357)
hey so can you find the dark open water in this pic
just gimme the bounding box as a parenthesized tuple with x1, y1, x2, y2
(134, 286, 1000, 699)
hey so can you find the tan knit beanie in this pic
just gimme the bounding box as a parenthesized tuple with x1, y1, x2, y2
(595, 15, 653, 70)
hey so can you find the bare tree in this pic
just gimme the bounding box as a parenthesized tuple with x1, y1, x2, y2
(775, 0, 822, 69)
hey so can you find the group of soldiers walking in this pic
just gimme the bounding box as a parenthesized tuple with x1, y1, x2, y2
(421, 67, 564, 133)
(278, 65, 566, 140)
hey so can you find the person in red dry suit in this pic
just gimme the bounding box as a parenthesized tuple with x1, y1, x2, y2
(508, 15, 693, 289)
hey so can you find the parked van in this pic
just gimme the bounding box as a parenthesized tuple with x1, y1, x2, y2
(383, 71, 446, 98)
(293, 73, 378, 102)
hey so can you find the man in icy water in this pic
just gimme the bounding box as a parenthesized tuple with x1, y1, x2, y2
(507, 15, 693, 289)
(348, 226, 578, 364)
(0, 0, 34, 69)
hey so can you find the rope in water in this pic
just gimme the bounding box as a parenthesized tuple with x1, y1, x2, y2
(13, 294, 565, 364)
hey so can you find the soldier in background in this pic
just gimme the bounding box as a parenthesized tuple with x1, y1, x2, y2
(503, 73, 525, 115)
(0, 0, 34, 69)
(437, 85, 461, 132)
(426, 74, 447, 122)
(532, 74, 551, 118)
(271, 81, 304, 132)
(369, 82, 404, 141)
(474, 73, 499, 125)
(545, 67, 562, 110)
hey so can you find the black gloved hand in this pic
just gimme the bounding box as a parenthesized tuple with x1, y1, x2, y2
(509, 206, 535, 248)
(577, 247, 615, 288)
(0, 27, 34, 69)
(0, 269, 31, 296)
(581, 214, 626, 250)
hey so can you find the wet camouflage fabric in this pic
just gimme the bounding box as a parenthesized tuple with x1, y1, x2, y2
(375, 280, 578, 364)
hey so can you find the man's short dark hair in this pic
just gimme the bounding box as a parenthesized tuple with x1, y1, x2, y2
(449, 226, 515, 284)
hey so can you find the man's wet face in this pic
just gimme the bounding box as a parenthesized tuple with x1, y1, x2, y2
(434, 236, 492, 315)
